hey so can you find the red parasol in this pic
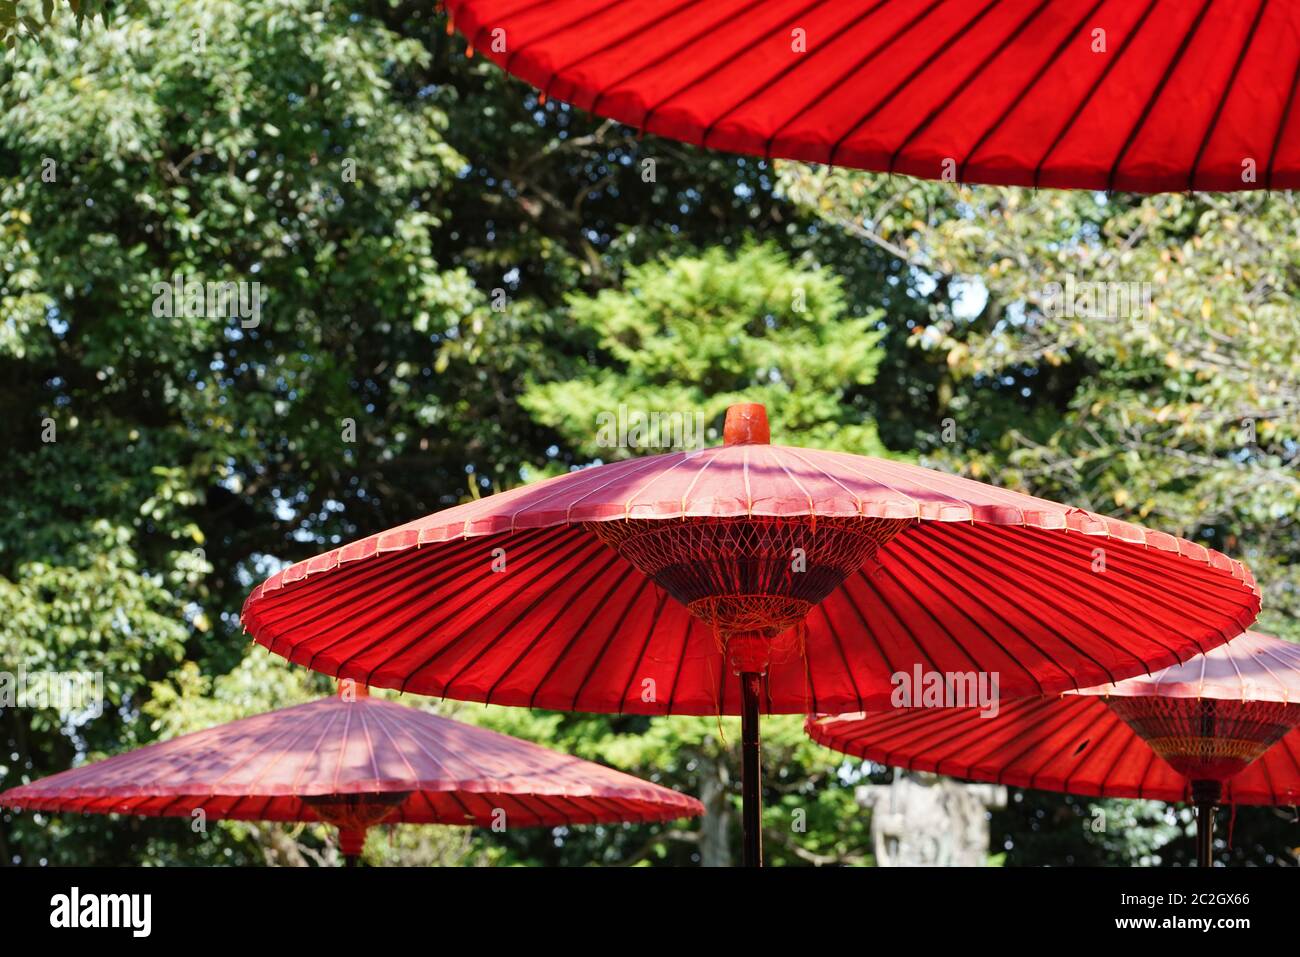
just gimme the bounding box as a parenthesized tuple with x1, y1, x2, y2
(441, 0, 1300, 192)
(0, 685, 702, 865)
(808, 631, 1300, 866)
(241, 402, 1259, 865)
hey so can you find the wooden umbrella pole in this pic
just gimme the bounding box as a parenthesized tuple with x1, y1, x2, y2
(740, 671, 764, 868)
(1191, 780, 1222, 867)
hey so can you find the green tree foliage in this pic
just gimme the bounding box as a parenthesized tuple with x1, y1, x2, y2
(0, 0, 492, 864)
(0, 0, 907, 867)
(1, 1, 146, 48)
(520, 243, 889, 460)
(3, 0, 1295, 869)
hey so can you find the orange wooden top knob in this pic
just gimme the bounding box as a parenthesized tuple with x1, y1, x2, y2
(723, 403, 770, 445)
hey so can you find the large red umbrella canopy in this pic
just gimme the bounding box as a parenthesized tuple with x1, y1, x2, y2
(807, 631, 1300, 864)
(1, 689, 702, 861)
(443, 0, 1298, 192)
(241, 405, 1258, 717)
(240, 401, 1257, 866)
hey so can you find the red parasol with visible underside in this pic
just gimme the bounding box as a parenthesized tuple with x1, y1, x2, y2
(241, 402, 1259, 865)
(808, 631, 1300, 866)
(0, 684, 702, 865)
(442, 0, 1300, 192)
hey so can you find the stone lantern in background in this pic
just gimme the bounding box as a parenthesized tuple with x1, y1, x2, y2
(858, 771, 1007, 867)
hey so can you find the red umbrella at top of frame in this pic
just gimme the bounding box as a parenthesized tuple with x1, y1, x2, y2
(1, 684, 703, 865)
(239, 402, 1259, 865)
(807, 631, 1300, 866)
(440, 0, 1300, 193)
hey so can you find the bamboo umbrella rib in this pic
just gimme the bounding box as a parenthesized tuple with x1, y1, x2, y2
(1106, 0, 1215, 192)
(267, 533, 493, 643)
(928, 526, 1152, 660)
(662, 603, 699, 716)
(1187, 0, 1270, 189)
(507, 0, 681, 87)
(425, 529, 604, 696)
(591, 0, 774, 119)
(480, 545, 628, 704)
(961, 0, 1108, 181)
(816, 602, 864, 707)
(1033, 0, 1161, 186)
(529, 561, 639, 709)
(899, 530, 1108, 683)
(699, 0, 886, 148)
(763, 0, 946, 159)
(1265, 53, 1300, 188)
(876, 542, 1056, 689)
(349, 527, 584, 688)
(494, 0, 612, 75)
(840, 571, 932, 675)
(568, 572, 656, 712)
(612, 587, 672, 714)
(829, 0, 1006, 167)
(929, 526, 1177, 670)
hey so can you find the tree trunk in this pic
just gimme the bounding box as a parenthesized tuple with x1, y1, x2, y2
(695, 750, 733, 868)
(857, 771, 1007, 866)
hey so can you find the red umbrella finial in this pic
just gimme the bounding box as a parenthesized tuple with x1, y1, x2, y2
(723, 403, 769, 445)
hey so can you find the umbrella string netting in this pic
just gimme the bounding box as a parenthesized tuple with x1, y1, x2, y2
(1104, 695, 1300, 865)
(587, 516, 911, 672)
(1105, 697, 1300, 782)
(301, 791, 411, 863)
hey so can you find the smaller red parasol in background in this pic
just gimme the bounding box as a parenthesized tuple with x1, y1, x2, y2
(808, 632, 1300, 866)
(1, 684, 702, 865)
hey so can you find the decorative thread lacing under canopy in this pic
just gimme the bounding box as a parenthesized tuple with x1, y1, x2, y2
(587, 515, 911, 672)
(1106, 696, 1300, 782)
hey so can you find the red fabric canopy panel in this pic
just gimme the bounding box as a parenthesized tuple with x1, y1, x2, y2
(807, 632, 1300, 805)
(0, 695, 703, 827)
(240, 441, 1259, 716)
(444, 0, 1300, 192)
